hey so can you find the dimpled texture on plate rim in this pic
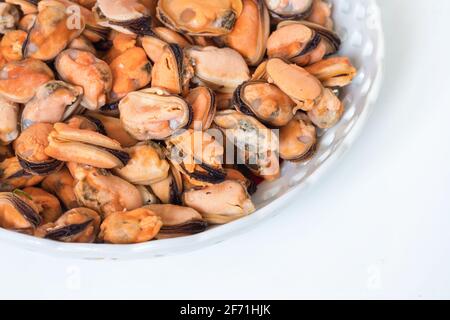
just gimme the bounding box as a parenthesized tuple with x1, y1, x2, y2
(0, 0, 385, 259)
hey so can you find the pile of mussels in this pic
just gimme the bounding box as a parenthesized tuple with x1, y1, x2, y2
(0, 0, 356, 244)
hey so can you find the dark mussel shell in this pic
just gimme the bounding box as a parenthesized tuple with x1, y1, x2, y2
(2, 192, 42, 228)
(160, 219, 208, 235)
(110, 16, 154, 36)
(17, 156, 64, 176)
(44, 219, 94, 241)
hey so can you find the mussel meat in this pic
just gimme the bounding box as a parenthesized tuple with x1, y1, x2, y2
(186, 46, 250, 93)
(0, 58, 54, 103)
(145, 204, 207, 239)
(185, 86, 216, 130)
(305, 87, 344, 129)
(0, 30, 27, 62)
(0, 97, 19, 145)
(279, 112, 317, 161)
(119, 87, 192, 140)
(55, 49, 112, 110)
(68, 163, 143, 217)
(307, 0, 333, 29)
(99, 207, 162, 244)
(214, 110, 280, 180)
(166, 129, 226, 187)
(114, 141, 170, 185)
(223, 0, 269, 66)
(141, 26, 192, 63)
(267, 21, 340, 66)
(151, 43, 193, 95)
(183, 180, 255, 224)
(23, 187, 62, 223)
(0, 191, 41, 231)
(36, 207, 100, 243)
(0, 157, 44, 191)
(93, 0, 153, 35)
(5, 0, 38, 15)
(109, 46, 152, 101)
(84, 112, 138, 147)
(305, 56, 357, 87)
(23, 0, 86, 61)
(21, 81, 84, 130)
(233, 80, 295, 127)
(45, 122, 130, 169)
(41, 166, 79, 210)
(148, 162, 183, 205)
(14, 123, 64, 176)
(0, 3, 20, 34)
(157, 0, 243, 36)
(264, 0, 313, 20)
(259, 58, 323, 111)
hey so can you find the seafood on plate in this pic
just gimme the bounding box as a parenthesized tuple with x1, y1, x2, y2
(0, 0, 356, 244)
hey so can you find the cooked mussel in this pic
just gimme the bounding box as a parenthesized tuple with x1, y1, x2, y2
(0, 97, 19, 145)
(233, 80, 295, 127)
(21, 81, 84, 130)
(264, 0, 313, 20)
(36, 207, 100, 243)
(84, 112, 138, 147)
(114, 141, 170, 185)
(225, 167, 257, 195)
(23, 187, 62, 223)
(267, 21, 340, 66)
(145, 204, 207, 239)
(141, 26, 192, 63)
(307, 0, 333, 29)
(183, 180, 255, 224)
(68, 163, 143, 217)
(0, 58, 54, 103)
(45, 122, 130, 169)
(258, 58, 323, 111)
(41, 166, 79, 210)
(185, 86, 216, 130)
(1, 30, 27, 62)
(109, 46, 152, 101)
(0, 157, 44, 191)
(93, 0, 153, 35)
(305, 87, 344, 129)
(214, 110, 280, 180)
(5, 0, 38, 15)
(103, 31, 136, 63)
(119, 87, 192, 140)
(0, 191, 41, 231)
(23, 0, 86, 61)
(279, 112, 317, 161)
(304, 56, 357, 87)
(99, 207, 162, 244)
(55, 49, 112, 110)
(14, 123, 64, 176)
(0, 3, 20, 34)
(149, 162, 183, 205)
(166, 129, 226, 187)
(186, 46, 250, 93)
(151, 43, 193, 95)
(157, 0, 243, 36)
(223, 0, 269, 66)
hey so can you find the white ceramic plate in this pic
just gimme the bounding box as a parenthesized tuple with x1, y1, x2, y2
(0, 0, 384, 260)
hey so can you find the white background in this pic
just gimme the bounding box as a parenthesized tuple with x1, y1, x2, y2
(1, 0, 450, 299)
